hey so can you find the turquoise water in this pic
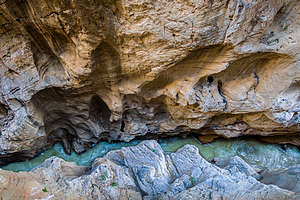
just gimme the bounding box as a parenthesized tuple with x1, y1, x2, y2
(159, 137, 300, 170)
(1, 140, 140, 172)
(2, 136, 300, 172)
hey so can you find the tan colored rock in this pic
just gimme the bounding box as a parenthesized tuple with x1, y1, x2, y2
(0, 169, 49, 200)
(0, 0, 300, 162)
(258, 134, 300, 146)
(197, 134, 220, 143)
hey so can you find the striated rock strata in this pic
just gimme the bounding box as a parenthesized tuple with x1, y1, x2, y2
(0, 0, 300, 162)
(0, 140, 299, 200)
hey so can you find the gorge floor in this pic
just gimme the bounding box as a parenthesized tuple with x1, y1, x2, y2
(2, 136, 300, 173)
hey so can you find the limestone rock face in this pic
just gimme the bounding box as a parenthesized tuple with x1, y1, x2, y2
(0, 140, 298, 200)
(0, 0, 300, 161)
(260, 165, 300, 194)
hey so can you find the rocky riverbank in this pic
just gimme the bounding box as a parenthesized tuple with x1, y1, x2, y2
(1, 0, 300, 199)
(0, 140, 300, 200)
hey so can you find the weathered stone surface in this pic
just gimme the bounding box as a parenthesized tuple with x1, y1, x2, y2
(0, 169, 49, 200)
(260, 165, 300, 194)
(0, 0, 300, 162)
(258, 134, 300, 146)
(0, 140, 298, 200)
(197, 133, 220, 143)
(213, 156, 261, 179)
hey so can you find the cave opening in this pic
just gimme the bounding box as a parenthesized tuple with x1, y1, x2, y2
(89, 95, 111, 130)
(207, 76, 214, 83)
(29, 87, 113, 154)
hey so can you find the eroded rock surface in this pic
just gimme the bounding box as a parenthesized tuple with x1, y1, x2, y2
(260, 165, 300, 194)
(0, 140, 298, 200)
(1, 0, 300, 162)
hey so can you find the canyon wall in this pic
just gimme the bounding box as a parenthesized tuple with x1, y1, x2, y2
(0, 0, 300, 163)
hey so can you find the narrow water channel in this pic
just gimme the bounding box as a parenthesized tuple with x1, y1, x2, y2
(2, 136, 300, 172)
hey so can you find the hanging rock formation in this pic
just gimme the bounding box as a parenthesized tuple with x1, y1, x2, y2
(0, 0, 300, 163)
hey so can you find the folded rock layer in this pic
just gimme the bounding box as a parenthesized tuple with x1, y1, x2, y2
(0, 0, 300, 162)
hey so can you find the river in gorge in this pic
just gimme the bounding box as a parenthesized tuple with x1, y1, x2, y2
(1, 136, 300, 172)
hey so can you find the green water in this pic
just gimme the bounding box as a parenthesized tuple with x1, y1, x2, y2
(1, 140, 140, 172)
(2, 136, 300, 172)
(159, 137, 300, 170)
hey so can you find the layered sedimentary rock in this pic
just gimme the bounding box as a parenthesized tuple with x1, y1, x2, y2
(0, 140, 299, 200)
(0, 0, 300, 162)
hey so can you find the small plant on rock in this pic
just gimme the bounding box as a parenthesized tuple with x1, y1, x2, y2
(189, 177, 195, 184)
(42, 187, 48, 192)
(101, 172, 107, 181)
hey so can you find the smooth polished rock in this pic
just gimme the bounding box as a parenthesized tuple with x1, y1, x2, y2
(0, 140, 298, 200)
